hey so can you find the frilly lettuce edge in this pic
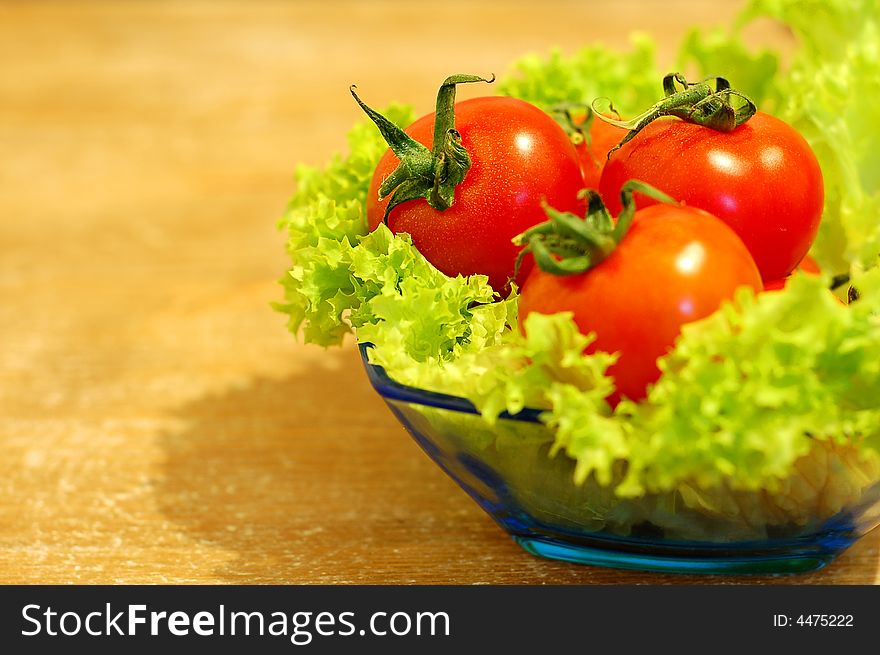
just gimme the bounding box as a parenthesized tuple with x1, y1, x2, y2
(275, 2, 880, 501)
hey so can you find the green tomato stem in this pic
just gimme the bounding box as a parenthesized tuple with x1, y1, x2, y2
(592, 72, 757, 158)
(513, 180, 678, 278)
(350, 74, 494, 223)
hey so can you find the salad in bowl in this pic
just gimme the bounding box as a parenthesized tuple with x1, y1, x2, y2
(276, 0, 880, 573)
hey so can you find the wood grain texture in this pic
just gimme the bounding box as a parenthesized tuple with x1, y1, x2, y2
(1, 0, 877, 585)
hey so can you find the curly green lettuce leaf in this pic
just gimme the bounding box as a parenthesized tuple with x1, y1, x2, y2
(498, 34, 662, 116)
(353, 226, 500, 363)
(682, 0, 880, 273)
(772, 21, 880, 271)
(370, 311, 616, 425)
(543, 383, 629, 488)
(740, 0, 875, 61)
(615, 272, 880, 496)
(676, 28, 780, 107)
(275, 105, 415, 345)
(476, 273, 880, 509)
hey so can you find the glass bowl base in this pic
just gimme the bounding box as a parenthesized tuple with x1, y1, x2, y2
(359, 343, 880, 577)
(514, 535, 836, 575)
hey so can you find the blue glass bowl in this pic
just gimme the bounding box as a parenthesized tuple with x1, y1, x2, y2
(359, 343, 880, 575)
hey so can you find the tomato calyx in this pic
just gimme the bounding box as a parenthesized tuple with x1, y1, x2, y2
(592, 72, 757, 157)
(549, 103, 593, 146)
(350, 73, 494, 223)
(550, 103, 621, 166)
(513, 180, 676, 277)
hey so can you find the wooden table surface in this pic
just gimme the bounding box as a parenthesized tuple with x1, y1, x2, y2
(2, 0, 877, 585)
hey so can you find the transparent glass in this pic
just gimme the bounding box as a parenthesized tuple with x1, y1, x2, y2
(360, 343, 880, 574)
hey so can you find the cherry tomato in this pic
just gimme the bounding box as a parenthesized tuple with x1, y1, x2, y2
(367, 97, 585, 291)
(763, 254, 820, 291)
(598, 112, 824, 282)
(518, 204, 762, 402)
(796, 254, 821, 275)
(762, 255, 845, 304)
(571, 113, 628, 190)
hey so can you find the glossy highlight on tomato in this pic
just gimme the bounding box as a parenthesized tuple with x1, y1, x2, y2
(367, 96, 586, 291)
(599, 111, 824, 282)
(518, 204, 763, 402)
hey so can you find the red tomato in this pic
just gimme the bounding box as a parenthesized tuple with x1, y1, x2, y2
(572, 114, 628, 190)
(796, 254, 821, 275)
(518, 204, 762, 403)
(368, 97, 585, 291)
(763, 279, 788, 291)
(763, 254, 821, 291)
(598, 111, 824, 282)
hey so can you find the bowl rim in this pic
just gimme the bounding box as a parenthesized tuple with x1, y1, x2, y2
(358, 342, 544, 423)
